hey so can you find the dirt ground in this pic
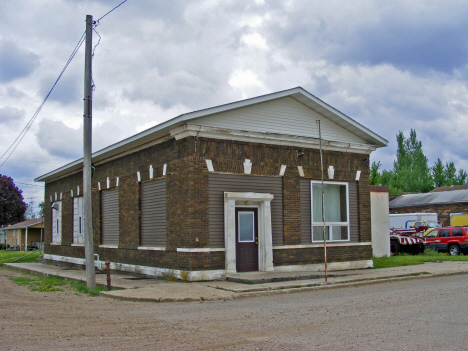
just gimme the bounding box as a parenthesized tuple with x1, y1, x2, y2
(0, 268, 280, 351)
(2, 267, 468, 351)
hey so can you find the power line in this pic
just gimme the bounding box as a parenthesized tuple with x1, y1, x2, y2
(0, 32, 86, 168)
(95, 0, 128, 24)
(0, 0, 129, 169)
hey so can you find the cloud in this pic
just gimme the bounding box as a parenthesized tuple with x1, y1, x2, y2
(265, 1, 468, 74)
(36, 119, 81, 159)
(0, 107, 24, 125)
(0, 42, 40, 82)
(39, 72, 82, 105)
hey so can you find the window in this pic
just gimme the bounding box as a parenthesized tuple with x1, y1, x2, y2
(311, 181, 349, 242)
(73, 197, 84, 244)
(51, 201, 62, 244)
(425, 230, 438, 239)
(439, 229, 450, 238)
(452, 228, 463, 237)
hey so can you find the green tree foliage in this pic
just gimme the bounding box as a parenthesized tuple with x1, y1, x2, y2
(38, 201, 45, 218)
(432, 158, 446, 188)
(0, 175, 27, 226)
(431, 159, 468, 187)
(373, 130, 468, 194)
(391, 130, 433, 193)
(369, 161, 381, 185)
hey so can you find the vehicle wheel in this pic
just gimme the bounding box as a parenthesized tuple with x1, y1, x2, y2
(449, 245, 460, 256)
(390, 241, 400, 256)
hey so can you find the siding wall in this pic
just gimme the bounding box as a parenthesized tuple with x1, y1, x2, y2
(300, 179, 359, 243)
(196, 97, 365, 144)
(208, 173, 283, 248)
(140, 178, 167, 247)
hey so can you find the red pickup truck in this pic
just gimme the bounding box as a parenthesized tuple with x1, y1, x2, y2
(424, 226, 468, 256)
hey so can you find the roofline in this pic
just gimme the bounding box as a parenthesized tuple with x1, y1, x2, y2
(3, 219, 44, 230)
(390, 200, 468, 208)
(35, 87, 388, 182)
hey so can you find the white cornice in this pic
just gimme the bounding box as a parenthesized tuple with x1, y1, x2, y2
(170, 124, 377, 154)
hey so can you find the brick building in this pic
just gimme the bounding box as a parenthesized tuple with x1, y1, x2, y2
(35, 87, 387, 280)
(389, 188, 468, 226)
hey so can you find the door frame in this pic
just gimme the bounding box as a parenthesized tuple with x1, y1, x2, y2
(224, 192, 274, 273)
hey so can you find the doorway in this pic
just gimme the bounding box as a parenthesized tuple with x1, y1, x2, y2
(235, 208, 259, 272)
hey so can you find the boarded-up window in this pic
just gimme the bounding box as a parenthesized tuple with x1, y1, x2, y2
(73, 196, 84, 244)
(140, 178, 166, 247)
(209, 173, 283, 248)
(101, 189, 119, 246)
(51, 201, 62, 244)
(301, 180, 359, 243)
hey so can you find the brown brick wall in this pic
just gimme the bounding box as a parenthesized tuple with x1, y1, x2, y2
(273, 245, 372, 266)
(43, 135, 372, 272)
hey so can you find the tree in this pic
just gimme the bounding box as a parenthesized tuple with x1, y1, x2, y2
(38, 201, 45, 218)
(431, 159, 468, 188)
(0, 175, 27, 226)
(456, 169, 468, 185)
(369, 161, 381, 185)
(391, 129, 433, 193)
(432, 158, 446, 188)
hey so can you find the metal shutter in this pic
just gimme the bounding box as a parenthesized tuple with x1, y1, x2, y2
(208, 173, 283, 248)
(101, 189, 119, 246)
(140, 178, 166, 247)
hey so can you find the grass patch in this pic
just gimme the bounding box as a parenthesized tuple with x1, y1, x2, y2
(10, 275, 67, 292)
(70, 280, 108, 296)
(7, 270, 110, 296)
(0, 251, 41, 266)
(373, 249, 468, 269)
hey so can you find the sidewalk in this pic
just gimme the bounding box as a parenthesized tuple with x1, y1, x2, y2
(5, 261, 468, 303)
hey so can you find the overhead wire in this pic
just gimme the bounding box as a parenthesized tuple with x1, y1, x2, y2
(0, 31, 86, 169)
(0, 0, 129, 169)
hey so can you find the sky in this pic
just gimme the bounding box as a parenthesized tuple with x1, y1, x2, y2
(1, 0, 468, 214)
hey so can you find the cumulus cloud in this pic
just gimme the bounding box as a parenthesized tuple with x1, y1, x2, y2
(0, 42, 40, 83)
(0, 107, 24, 125)
(36, 119, 81, 160)
(1, 0, 468, 183)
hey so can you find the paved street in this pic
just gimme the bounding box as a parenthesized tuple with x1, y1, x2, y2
(2, 268, 467, 350)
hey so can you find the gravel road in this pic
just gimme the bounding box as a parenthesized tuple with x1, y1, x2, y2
(1, 268, 467, 350)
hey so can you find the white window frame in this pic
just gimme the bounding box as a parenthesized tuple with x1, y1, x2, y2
(73, 196, 84, 244)
(310, 180, 350, 242)
(51, 201, 62, 244)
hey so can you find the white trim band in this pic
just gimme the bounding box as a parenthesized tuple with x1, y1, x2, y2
(43, 254, 225, 281)
(273, 242, 372, 250)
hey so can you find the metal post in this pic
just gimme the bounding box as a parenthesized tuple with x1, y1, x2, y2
(83, 15, 96, 289)
(105, 260, 111, 291)
(317, 120, 328, 282)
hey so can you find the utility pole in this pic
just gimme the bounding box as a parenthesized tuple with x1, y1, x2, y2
(317, 120, 328, 282)
(83, 15, 96, 288)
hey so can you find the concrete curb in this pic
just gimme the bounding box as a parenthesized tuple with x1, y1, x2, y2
(5, 262, 468, 303)
(99, 270, 468, 303)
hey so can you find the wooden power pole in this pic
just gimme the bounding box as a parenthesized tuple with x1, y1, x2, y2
(83, 15, 96, 288)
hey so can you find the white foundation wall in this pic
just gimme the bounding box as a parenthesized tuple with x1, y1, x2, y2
(370, 190, 391, 257)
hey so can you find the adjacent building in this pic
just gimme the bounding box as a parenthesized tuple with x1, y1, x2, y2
(2, 218, 44, 251)
(35, 87, 387, 280)
(389, 187, 468, 226)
